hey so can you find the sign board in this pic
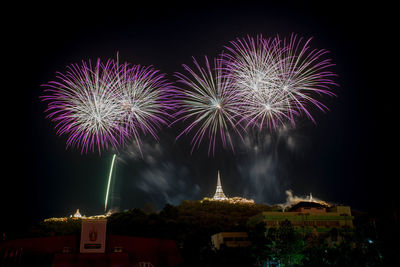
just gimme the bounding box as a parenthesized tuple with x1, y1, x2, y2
(80, 219, 107, 253)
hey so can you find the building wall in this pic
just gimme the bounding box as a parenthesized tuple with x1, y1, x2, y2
(0, 235, 183, 267)
(259, 206, 354, 234)
(295, 207, 326, 213)
(211, 232, 250, 250)
(327, 206, 352, 216)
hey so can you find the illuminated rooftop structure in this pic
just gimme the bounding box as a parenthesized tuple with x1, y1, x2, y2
(212, 171, 228, 201)
(73, 209, 82, 218)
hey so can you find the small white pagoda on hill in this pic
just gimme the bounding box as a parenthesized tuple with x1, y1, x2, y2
(201, 171, 254, 204)
(212, 171, 228, 201)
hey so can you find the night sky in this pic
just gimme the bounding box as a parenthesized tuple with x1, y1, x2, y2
(3, 2, 395, 232)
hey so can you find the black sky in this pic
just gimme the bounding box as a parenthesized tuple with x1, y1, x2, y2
(3, 2, 396, 232)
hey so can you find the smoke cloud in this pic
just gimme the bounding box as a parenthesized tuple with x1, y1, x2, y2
(109, 124, 318, 211)
(277, 189, 331, 210)
(116, 137, 202, 210)
(235, 125, 303, 204)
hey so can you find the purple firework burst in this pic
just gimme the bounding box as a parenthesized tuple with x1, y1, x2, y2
(42, 57, 173, 154)
(114, 62, 175, 155)
(223, 34, 337, 130)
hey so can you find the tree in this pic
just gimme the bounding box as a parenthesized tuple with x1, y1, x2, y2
(251, 220, 306, 266)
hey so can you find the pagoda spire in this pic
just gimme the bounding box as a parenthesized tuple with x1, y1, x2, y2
(213, 170, 228, 200)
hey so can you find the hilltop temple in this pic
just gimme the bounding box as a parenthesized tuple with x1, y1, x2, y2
(212, 171, 228, 200)
(203, 171, 254, 204)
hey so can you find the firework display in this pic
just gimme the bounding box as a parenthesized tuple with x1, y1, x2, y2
(42, 34, 336, 154)
(173, 56, 243, 154)
(114, 62, 174, 154)
(42, 58, 172, 154)
(222, 34, 337, 130)
(173, 34, 336, 153)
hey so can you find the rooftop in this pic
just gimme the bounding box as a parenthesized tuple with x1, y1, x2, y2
(288, 201, 329, 211)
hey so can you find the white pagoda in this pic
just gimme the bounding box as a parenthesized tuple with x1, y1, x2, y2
(73, 209, 82, 218)
(212, 171, 228, 200)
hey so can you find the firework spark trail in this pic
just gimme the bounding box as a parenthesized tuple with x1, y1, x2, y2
(223, 34, 337, 131)
(173, 56, 244, 155)
(42, 57, 174, 154)
(105, 153, 116, 213)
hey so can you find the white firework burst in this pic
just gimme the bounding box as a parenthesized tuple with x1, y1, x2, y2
(174, 56, 244, 154)
(42, 57, 173, 154)
(43, 59, 125, 153)
(115, 63, 172, 153)
(223, 34, 337, 130)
